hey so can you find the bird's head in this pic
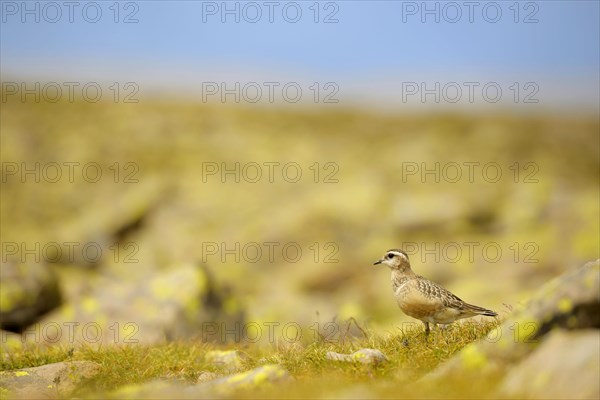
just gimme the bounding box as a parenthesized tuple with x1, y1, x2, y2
(373, 249, 411, 271)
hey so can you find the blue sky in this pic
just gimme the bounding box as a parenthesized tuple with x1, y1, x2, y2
(2, 1, 599, 109)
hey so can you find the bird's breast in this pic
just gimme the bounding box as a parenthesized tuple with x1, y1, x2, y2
(395, 281, 444, 320)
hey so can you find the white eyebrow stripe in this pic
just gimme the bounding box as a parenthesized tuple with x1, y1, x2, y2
(388, 251, 407, 259)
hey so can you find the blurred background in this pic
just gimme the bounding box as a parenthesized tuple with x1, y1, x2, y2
(1, 1, 599, 345)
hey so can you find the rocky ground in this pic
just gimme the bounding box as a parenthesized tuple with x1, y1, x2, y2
(1, 98, 599, 398)
(1, 260, 597, 398)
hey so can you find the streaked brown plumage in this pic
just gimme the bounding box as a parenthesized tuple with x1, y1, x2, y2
(374, 249, 497, 335)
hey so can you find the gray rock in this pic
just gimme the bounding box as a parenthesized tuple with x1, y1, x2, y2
(196, 371, 220, 383)
(205, 350, 248, 372)
(423, 260, 600, 392)
(105, 379, 177, 400)
(0, 361, 100, 399)
(326, 348, 387, 365)
(388, 191, 499, 234)
(33, 263, 244, 346)
(498, 329, 599, 399)
(50, 178, 167, 268)
(202, 364, 291, 394)
(516, 259, 600, 338)
(0, 261, 62, 332)
(106, 364, 291, 399)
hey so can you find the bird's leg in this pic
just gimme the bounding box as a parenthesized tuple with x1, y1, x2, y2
(423, 322, 430, 338)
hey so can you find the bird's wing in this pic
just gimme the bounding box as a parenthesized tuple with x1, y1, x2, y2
(415, 277, 497, 316)
(415, 277, 466, 310)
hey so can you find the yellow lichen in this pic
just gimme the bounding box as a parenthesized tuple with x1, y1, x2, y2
(196, 271, 207, 294)
(511, 317, 538, 342)
(223, 297, 240, 315)
(225, 370, 250, 384)
(460, 346, 487, 371)
(557, 298, 573, 313)
(532, 370, 550, 388)
(150, 278, 175, 301)
(184, 296, 200, 320)
(0, 287, 27, 312)
(62, 303, 76, 319)
(2, 334, 23, 350)
(82, 297, 99, 314)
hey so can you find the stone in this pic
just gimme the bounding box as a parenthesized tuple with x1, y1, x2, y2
(106, 365, 291, 399)
(422, 260, 600, 393)
(196, 371, 220, 383)
(50, 178, 167, 268)
(0, 261, 62, 332)
(0, 361, 100, 399)
(105, 379, 176, 400)
(326, 348, 387, 365)
(33, 263, 244, 346)
(202, 364, 291, 395)
(498, 329, 599, 399)
(204, 350, 248, 372)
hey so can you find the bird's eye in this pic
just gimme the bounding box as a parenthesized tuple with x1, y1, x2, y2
(386, 253, 394, 259)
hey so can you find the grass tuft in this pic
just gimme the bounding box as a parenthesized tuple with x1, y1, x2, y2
(1, 319, 500, 398)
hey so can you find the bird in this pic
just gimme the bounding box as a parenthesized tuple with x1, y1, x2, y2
(373, 249, 497, 336)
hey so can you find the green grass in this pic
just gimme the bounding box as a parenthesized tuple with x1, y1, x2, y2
(1, 319, 500, 398)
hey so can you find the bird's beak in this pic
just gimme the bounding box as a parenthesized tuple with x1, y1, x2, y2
(373, 259, 383, 265)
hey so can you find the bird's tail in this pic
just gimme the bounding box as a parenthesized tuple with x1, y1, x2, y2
(465, 303, 497, 317)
